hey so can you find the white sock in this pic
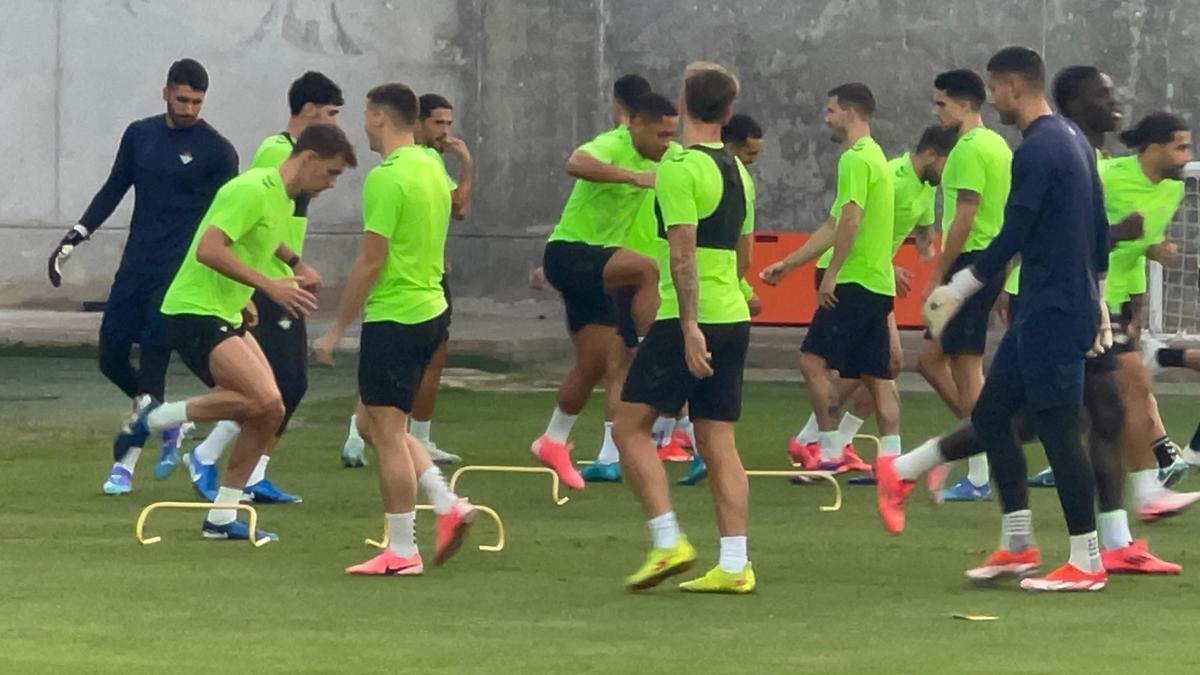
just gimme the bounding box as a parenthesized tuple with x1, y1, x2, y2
(818, 431, 839, 461)
(967, 453, 990, 487)
(795, 413, 819, 444)
(347, 414, 363, 442)
(893, 437, 946, 481)
(194, 420, 240, 465)
(652, 416, 675, 447)
(1068, 531, 1103, 573)
(206, 486, 243, 525)
(117, 447, 142, 473)
(596, 422, 619, 464)
(386, 511, 418, 557)
(1182, 445, 1200, 466)
(410, 419, 431, 442)
(1000, 509, 1035, 552)
(718, 535, 748, 573)
(146, 401, 189, 434)
(1131, 469, 1164, 509)
(545, 406, 578, 443)
(1097, 510, 1133, 551)
(247, 455, 269, 486)
(676, 416, 697, 449)
(879, 434, 901, 458)
(648, 511, 680, 549)
(419, 466, 458, 515)
(835, 413, 865, 450)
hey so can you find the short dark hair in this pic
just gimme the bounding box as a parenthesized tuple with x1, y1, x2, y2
(722, 113, 763, 144)
(291, 123, 357, 167)
(419, 93, 453, 119)
(685, 67, 739, 123)
(366, 83, 419, 127)
(914, 124, 958, 156)
(1051, 65, 1101, 114)
(167, 58, 208, 91)
(613, 74, 652, 110)
(934, 70, 986, 110)
(629, 92, 678, 121)
(987, 46, 1045, 87)
(827, 83, 876, 118)
(288, 71, 343, 116)
(1118, 112, 1189, 152)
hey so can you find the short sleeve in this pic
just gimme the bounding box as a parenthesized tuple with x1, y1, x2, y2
(739, 162, 756, 234)
(655, 155, 697, 229)
(251, 138, 291, 170)
(578, 131, 621, 164)
(944, 142, 986, 196)
(205, 179, 263, 243)
(918, 186, 936, 226)
(832, 151, 870, 215)
(363, 168, 403, 239)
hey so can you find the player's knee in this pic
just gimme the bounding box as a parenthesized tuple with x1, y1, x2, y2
(612, 416, 647, 450)
(247, 389, 286, 424)
(889, 352, 904, 379)
(798, 352, 824, 380)
(916, 349, 938, 379)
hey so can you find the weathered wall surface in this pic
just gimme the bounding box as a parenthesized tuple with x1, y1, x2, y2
(0, 0, 1194, 306)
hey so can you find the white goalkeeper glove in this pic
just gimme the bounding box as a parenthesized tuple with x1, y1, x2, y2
(1088, 280, 1113, 358)
(48, 224, 90, 288)
(923, 267, 984, 340)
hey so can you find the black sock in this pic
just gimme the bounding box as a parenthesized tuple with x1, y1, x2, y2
(1151, 435, 1179, 469)
(1157, 347, 1186, 368)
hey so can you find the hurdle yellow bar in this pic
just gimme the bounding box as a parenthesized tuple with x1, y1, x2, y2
(853, 433, 881, 456)
(448, 465, 569, 506)
(744, 469, 842, 512)
(364, 504, 505, 553)
(135, 502, 272, 547)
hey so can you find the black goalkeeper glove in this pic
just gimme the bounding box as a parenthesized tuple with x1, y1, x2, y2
(48, 224, 90, 288)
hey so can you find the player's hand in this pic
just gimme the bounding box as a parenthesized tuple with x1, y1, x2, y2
(443, 135, 471, 162)
(1150, 236, 1180, 266)
(918, 243, 935, 263)
(530, 266, 548, 290)
(682, 322, 714, 379)
(293, 261, 322, 292)
(818, 273, 838, 309)
(747, 294, 763, 317)
(48, 225, 89, 288)
(923, 285, 964, 340)
(312, 328, 341, 366)
(242, 300, 260, 328)
(262, 277, 318, 318)
(894, 266, 914, 298)
(631, 171, 656, 189)
(1088, 299, 1113, 357)
(759, 261, 790, 286)
(1111, 212, 1145, 244)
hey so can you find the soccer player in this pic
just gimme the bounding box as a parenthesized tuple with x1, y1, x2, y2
(759, 83, 899, 475)
(341, 92, 474, 468)
(902, 47, 1112, 591)
(313, 84, 475, 575)
(111, 124, 356, 541)
(788, 125, 954, 480)
(533, 74, 667, 490)
(185, 71, 343, 503)
(616, 61, 757, 593)
(723, 113, 764, 168)
(50, 59, 238, 495)
(917, 69, 1013, 501)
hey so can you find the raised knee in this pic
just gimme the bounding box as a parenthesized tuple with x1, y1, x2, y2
(249, 392, 286, 423)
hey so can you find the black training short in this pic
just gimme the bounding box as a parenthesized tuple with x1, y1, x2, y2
(814, 266, 826, 292)
(802, 282, 894, 379)
(543, 240, 618, 333)
(621, 319, 750, 422)
(164, 313, 246, 388)
(100, 269, 174, 348)
(925, 251, 1004, 355)
(613, 286, 639, 349)
(250, 290, 308, 401)
(358, 311, 451, 412)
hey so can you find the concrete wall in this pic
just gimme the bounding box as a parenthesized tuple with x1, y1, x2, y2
(1, 0, 1196, 306)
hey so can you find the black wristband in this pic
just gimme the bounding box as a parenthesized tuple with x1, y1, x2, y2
(286, 254, 301, 269)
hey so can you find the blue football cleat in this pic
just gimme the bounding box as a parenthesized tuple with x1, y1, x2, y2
(102, 465, 133, 495)
(1027, 467, 1056, 487)
(154, 425, 188, 481)
(245, 478, 303, 504)
(580, 461, 621, 483)
(184, 451, 218, 502)
(941, 478, 992, 502)
(1159, 458, 1189, 489)
(202, 519, 278, 542)
(113, 401, 159, 462)
(677, 456, 708, 486)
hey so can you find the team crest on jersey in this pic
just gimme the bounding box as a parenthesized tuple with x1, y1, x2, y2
(179, 151, 193, 165)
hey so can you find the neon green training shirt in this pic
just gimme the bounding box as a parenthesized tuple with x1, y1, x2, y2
(623, 141, 685, 257)
(362, 145, 452, 325)
(818, 152, 932, 268)
(941, 125, 1012, 253)
(422, 146, 458, 192)
(549, 125, 659, 247)
(1102, 154, 1184, 310)
(654, 143, 754, 324)
(250, 134, 305, 280)
(814, 136, 895, 296)
(161, 167, 295, 326)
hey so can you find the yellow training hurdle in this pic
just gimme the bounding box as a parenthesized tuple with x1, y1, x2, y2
(135, 502, 272, 547)
(364, 504, 505, 553)
(448, 465, 569, 506)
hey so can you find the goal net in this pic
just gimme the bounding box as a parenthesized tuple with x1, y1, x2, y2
(1148, 161, 1200, 339)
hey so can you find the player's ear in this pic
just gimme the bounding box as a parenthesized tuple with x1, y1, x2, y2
(162, 86, 169, 103)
